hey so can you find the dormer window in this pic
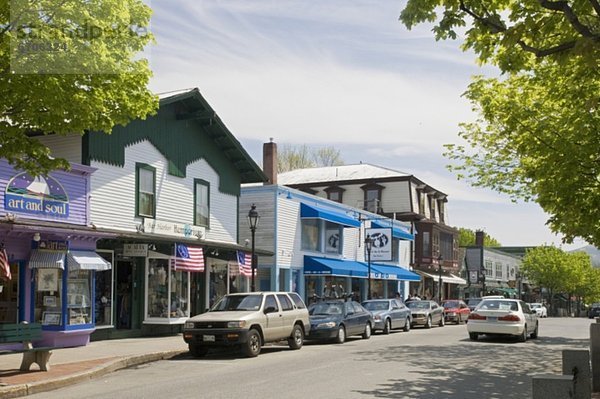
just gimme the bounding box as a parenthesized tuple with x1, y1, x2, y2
(324, 186, 345, 203)
(361, 183, 384, 213)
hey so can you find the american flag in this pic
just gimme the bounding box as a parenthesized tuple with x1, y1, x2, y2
(237, 250, 253, 277)
(0, 247, 11, 281)
(171, 243, 204, 272)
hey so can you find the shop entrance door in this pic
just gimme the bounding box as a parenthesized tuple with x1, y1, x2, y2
(115, 260, 133, 329)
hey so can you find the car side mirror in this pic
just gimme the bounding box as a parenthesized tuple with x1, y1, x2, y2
(264, 306, 277, 314)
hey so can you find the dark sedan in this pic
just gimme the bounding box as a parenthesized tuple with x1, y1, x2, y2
(308, 300, 374, 343)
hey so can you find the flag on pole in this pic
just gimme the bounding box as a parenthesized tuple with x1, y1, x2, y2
(171, 243, 204, 272)
(0, 247, 11, 281)
(237, 250, 253, 277)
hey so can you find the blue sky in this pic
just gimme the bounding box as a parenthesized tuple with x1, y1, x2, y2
(147, 0, 587, 250)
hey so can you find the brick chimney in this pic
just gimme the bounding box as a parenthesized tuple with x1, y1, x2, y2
(475, 230, 485, 247)
(263, 138, 277, 185)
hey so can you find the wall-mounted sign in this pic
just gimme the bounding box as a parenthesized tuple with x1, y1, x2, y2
(371, 271, 397, 280)
(141, 219, 205, 239)
(365, 228, 392, 262)
(5, 173, 69, 217)
(123, 243, 149, 257)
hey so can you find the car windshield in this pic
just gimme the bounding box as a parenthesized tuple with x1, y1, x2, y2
(443, 301, 460, 309)
(407, 301, 430, 309)
(478, 300, 518, 311)
(211, 295, 262, 311)
(309, 302, 344, 316)
(530, 303, 541, 309)
(362, 301, 389, 311)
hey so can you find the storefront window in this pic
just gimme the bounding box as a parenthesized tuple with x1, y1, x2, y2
(170, 269, 189, 318)
(67, 269, 92, 325)
(301, 219, 321, 252)
(371, 280, 384, 299)
(95, 251, 113, 327)
(147, 258, 169, 318)
(34, 268, 63, 326)
(323, 277, 347, 298)
(0, 262, 19, 323)
(324, 222, 342, 254)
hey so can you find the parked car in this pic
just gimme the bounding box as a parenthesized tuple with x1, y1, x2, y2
(467, 297, 482, 312)
(441, 299, 471, 324)
(529, 303, 548, 318)
(406, 300, 445, 328)
(467, 298, 538, 342)
(589, 303, 600, 319)
(182, 292, 310, 358)
(308, 300, 374, 343)
(362, 299, 411, 334)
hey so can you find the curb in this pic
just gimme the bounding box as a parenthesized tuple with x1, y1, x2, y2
(0, 349, 187, 399)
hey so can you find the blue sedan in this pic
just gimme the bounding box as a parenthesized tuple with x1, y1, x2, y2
(308, 300, 374, 343)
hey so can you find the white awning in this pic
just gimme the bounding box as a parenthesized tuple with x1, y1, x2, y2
(68, 251, 111, 271)
(419, 271, 467, 285)
(29, 250, 65, 269)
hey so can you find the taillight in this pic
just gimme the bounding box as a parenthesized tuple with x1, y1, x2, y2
(468, 313, 486, 320)
(498, 314, 521, 322)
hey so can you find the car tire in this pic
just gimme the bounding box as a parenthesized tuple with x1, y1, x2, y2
(530, 322, 539, 339)
(288, 324, 304, 350)
(469, 332, 478, 341)
(403, 318, 411, 332)
(362, 322, 372, 339)
(242, 329, 262, 357)
(189, 344, 208, 358)
(518, 326, 527, 343)
(382, 319, 391, 335)
(335, 325, 346, 344)
(425, 316, 432, 329)
(439, 315, 445, 327)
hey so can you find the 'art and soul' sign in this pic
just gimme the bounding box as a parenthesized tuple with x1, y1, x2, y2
(4, 172, 70, 217)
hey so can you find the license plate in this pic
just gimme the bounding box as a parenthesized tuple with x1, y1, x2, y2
(203, 335, 215, 342)
(487, 317, 497, 322)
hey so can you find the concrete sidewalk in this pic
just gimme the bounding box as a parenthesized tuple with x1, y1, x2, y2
(0, 335, 188, 398)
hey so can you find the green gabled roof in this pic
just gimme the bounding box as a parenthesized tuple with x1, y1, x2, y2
(85, 88, 267, 196)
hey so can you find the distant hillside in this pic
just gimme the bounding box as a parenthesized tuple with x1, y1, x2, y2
(571, 245, 600, 267)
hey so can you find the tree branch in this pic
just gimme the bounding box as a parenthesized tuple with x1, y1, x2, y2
(589, 0, 600, 17)
(539, 0, 597, 38)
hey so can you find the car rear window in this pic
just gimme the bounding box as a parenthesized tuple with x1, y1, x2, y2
(276, 294, 294, 311)
(479, 300, 518, 311)
(288, 292, 307, 309)
(362, 301, 389, 311)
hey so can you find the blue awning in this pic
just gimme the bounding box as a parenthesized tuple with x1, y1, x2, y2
(304, 256, 367, 277)
(300, 203, 361, 227)
(370, 264, 421, 281)
(371, 221, 414, 240)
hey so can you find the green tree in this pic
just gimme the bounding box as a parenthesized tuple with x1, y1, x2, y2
(1, 0, 157, 176)
(278, 144, 344, 173)
(400, 1, 600, 246)
(457, 227, 501, 247)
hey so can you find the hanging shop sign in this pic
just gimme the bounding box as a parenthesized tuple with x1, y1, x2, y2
(124, 243, 149, 257)
(365, 228, 392, 262)
(4, 172, 69, 217)
(142, 219, 205, 239)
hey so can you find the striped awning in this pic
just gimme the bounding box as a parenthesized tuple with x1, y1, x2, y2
(29, 250, 65, 269)
(68, 251, 112, 271)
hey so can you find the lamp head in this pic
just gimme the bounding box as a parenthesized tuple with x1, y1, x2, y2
(33, 232, 41, 242)
(364, 234, 372, 250)
(247, 204, 260, 230)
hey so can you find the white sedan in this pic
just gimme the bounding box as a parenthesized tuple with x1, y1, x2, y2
(529, 303, 548, 318)
(467, 299, 538, 342)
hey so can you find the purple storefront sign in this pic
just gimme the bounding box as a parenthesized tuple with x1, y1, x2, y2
(0, 160, 94, 225)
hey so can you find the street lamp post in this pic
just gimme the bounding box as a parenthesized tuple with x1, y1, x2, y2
(437, 254, 443, 304)
(365, 234, 373, 300)
(247, 204, 260, 292)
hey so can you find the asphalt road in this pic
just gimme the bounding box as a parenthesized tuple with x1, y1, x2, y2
(29, 317, 593, 399)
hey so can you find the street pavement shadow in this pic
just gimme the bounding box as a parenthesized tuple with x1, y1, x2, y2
(352, 335, 587, 399)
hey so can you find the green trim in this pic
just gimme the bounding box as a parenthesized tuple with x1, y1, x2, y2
(193, 178, 210, 228)
(135, 163, 156, 218)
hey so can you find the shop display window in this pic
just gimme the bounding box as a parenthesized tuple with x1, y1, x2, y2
(146, 256, 191, 322)
(0, 262, 19, 323)
(170, 269, 189, 318)
(67, 269, 92, 325)
(34, 268, 63, 326)
(95, 251, 114, 327)
(147, 258, 169, 318)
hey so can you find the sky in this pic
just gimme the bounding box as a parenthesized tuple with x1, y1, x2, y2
(147, 0, 588, 250)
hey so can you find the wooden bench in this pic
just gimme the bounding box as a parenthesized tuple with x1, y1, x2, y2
(0, 322, 52, 371)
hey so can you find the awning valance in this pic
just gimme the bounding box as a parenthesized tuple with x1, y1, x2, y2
(419, 271, 467, 285)
(29, 250, 65, 269)
(371, 264, 421, 281)
(68, 251, 111, 271)
(304, 256, 367, 277)
(300, 203, 361, 228)
(370, 221, 414, 241)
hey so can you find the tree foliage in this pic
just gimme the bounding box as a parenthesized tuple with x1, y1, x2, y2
(457, 227, 501, 247)
(278, 144, 344, 173)
(0, 0, 158, 176)
(400, 0, 600, 246)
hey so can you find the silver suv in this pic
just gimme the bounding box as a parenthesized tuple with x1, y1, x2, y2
(183, 292, 310, 357)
